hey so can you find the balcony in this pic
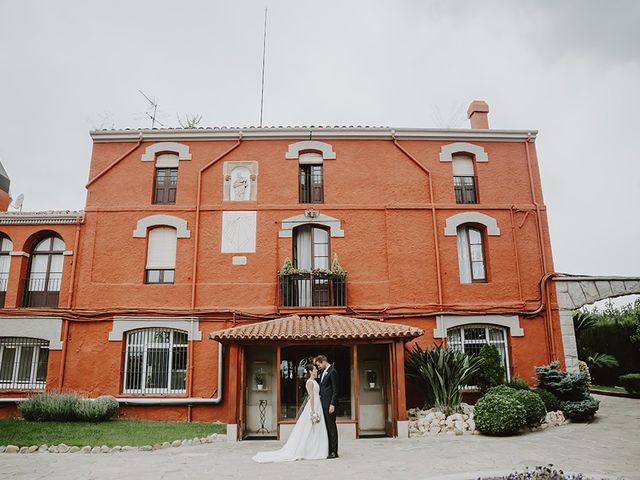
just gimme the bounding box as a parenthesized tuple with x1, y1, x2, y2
(23, 277, 61, 308)
(278, 272, 346, 307)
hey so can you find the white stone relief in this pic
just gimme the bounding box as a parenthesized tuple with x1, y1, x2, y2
(223, 161, 258, 201)
(221, 211, 257, 253)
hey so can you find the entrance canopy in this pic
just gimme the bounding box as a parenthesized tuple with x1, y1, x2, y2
(209, 314, 423, 343)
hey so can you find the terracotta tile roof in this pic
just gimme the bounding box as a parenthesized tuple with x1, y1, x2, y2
(209, 315, 423, 343)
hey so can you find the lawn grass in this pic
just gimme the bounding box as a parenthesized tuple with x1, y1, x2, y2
(0, 418, 226, 447)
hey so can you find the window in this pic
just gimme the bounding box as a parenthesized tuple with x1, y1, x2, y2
(0, 337, 49, 390)
(452, 155, 477, 204)
(153, 166, 178, 205)
(0, 235, 12, 308)
(299, 153, 324, 203)
(145, 227, 177, 284)
(123, 328, 188, 395)
(457, 225, 486, 283)
(294, 225, 329, 270)
(24, 235, 65, 308)
(447, 325, 510, 380)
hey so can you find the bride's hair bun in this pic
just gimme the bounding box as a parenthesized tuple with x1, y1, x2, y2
(304, 363, 315, 378)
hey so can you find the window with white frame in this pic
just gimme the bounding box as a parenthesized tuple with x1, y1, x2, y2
(447, 324, 510, 380)
(145, 227, 177, 284)
(456, 225, 487, 283)
(452, 155, 477, 204)
(0, 235, 12, 308)
(0, 337, 49, 390)
(123, 328, 187, 395)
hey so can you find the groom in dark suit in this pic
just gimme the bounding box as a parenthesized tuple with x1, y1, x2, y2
(315, 355, 339, 458)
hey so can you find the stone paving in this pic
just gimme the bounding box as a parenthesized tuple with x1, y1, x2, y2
(0, 395, 638, 480)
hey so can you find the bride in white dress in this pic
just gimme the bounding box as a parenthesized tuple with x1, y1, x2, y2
(252, 363, 329, 463)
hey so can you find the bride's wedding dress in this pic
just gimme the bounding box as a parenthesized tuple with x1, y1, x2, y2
(252, 380, 329, 463)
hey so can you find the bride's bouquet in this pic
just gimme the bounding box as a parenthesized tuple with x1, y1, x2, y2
(310, 412, 321, 424)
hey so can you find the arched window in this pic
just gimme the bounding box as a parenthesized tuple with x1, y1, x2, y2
(447, 324, 510, 379)
(0, 337, 49, 390)
(456, 225, 486, 283)
(24, 235, 65, 308)
(452, 155, 478, 204)
(146, 227, 177, 284)
(123, 328, 188, 395)
(0, 234, 12, 308)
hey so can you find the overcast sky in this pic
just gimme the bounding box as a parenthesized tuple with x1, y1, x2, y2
(0, 0, 639, 285)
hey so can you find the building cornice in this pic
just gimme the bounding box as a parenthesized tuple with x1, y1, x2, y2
(90, 127, 538, 143)
(0, 210, 84, 225)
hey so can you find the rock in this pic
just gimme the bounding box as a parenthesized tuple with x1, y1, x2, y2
(473, 430, 480, 435)
(111, 446, 122, 452)
(152, 444, 162, 450)
(101, 445, 110, 453)
(5, 445, 19, 453)
(139, 445, 153, 452)
(216, 435, 226, 442)
(57, 444, 70, 453)
(445, 431, 455, 436)
(181, 439, 188, 446)
(122, 446, 136, 451)
(91, 446, 101, 453)
(69, 446, 80, 453)
(172, 440, 182, 447)
(48, 446, 59, 453)
(454, 420, 465, 431)
(81, 446, 92, 453)
(19, 447, 29, 454)
(467, 420, 476, 431)
(28, 445, 38, 453)
(454, 428, 463, 436)
(162, 442, 171, 449)
(39, 444, 48, 452)
(0, 446, 5, 453)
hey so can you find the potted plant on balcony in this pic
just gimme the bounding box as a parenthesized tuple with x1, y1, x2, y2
(330, 254, 346, 306)
(255, 371, 266, 390)
(278, 258, 295, 306)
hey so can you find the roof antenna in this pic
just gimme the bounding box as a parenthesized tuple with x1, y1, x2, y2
(138, 90, 165, 128)
(259, 7, 268, 128)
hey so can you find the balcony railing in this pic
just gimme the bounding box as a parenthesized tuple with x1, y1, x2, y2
(278, 272, 346, 307)
(23, 277, 61, 308)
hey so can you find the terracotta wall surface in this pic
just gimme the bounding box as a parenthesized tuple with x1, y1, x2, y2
(0, 131, 564, 422)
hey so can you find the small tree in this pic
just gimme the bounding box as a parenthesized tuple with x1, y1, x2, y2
(330, 253, 345, 277)
(279, 257, 294, 276)
(475, 344, 505, 393)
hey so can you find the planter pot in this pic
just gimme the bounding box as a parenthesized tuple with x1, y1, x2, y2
(257, 384, 264, 390)
(369, 383, 376, 389)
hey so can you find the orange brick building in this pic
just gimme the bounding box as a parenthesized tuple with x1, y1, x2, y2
(0, 101, 565, 440)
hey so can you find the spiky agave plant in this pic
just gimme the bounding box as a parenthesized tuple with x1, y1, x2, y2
(406, 344, 483, 415)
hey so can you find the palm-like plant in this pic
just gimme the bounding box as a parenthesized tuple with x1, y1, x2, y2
(405, 344, 483, 415)
(587, 352, 620, 369)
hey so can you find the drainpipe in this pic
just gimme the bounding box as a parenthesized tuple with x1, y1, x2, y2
(392, 134, 444, 305)
(0, 343, 225, 406)
(86, 133, 144, 188)
(191, 135, 243, 309)
(66, 216, 82, 308)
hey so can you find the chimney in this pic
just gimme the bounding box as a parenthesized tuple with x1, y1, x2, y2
(467, 100, 490, 129)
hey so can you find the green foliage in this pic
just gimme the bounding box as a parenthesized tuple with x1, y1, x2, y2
(578, 361, 592, 390)
(575, 300, 640, 385)
(505, 377, 530, 390)
(512, 390, 546, 427)
(586, 352, 619, 369)
(485, 385, 518, 397)
(476, 344, 506, 393)
(535, 361, 599, 420)
(405, 343, 483, 415)
(474, 394, 526, 436)
(330, 253, 346, 278)
(619, 373, 640, 394)
(278, 257, 294, 276)
(560, 396, 600, 421)
(533, 388, 560, 412)
(19, 393, 119, 422)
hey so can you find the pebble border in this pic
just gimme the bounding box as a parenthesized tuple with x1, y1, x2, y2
(0, 433, 227, 454)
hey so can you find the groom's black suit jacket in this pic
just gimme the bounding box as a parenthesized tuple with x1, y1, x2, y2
(317, 365, 339, 410)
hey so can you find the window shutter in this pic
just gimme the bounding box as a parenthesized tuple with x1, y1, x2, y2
(452, 156, 474, 176)
(147, 227, 177, 269)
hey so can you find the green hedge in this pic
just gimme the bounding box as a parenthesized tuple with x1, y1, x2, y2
(19, 393, 119, 422)
(474, 394, 526, 436)
(533, 388, 560, 412)
(619, 373, 640, 394)
(504, 377, 530, 390)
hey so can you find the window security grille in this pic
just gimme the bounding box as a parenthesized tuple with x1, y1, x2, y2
(453, 176, 478, 204)
(0, 337, 49, 390)
(299, 165, 324, 203)
(123, 328, 188, 395)
(447, 324, 510, 382)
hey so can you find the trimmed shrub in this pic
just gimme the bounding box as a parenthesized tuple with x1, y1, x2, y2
(512, 390, 546, 427)
(476, 344, 505, 393)
(19, 393, 80, 421)
(74, 396, 120, 422)
(474, 394, 526, 436)
(533, 388, 560, 412)
(19, 393, 119, 422)
(504, 377, 530, 390)
(560, 396, 600, 421)
(578, 361, 592, 390)
(619, 373, 640, 394)
(485, 385, 518, 397)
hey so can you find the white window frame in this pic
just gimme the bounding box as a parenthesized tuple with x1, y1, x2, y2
(0, 338, 49, 390)
(123, 328, 188, 395)
(447, 324, 510, 383)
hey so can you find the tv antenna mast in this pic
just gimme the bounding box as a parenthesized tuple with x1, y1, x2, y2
(138, 90, 166, 128)
(259, 7, 268, 127)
